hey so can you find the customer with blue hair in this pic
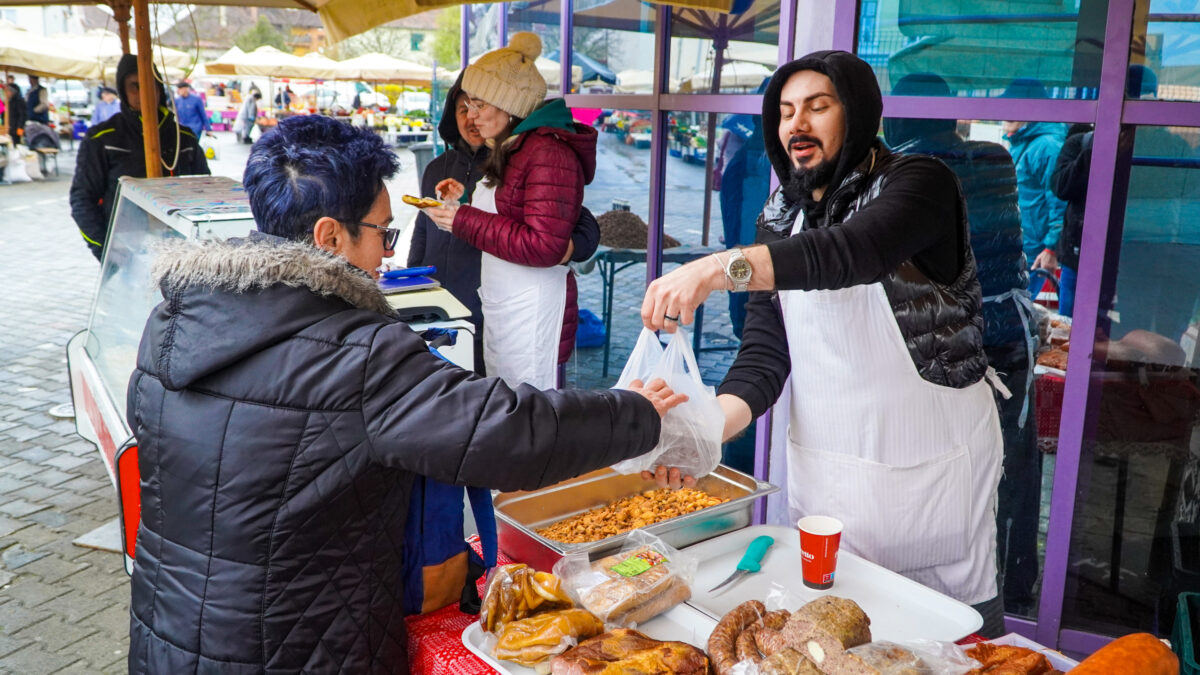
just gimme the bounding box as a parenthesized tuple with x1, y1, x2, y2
(124, 114, 686, 674)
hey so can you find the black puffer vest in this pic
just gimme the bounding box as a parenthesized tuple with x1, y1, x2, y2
(757, 145, 989, 389)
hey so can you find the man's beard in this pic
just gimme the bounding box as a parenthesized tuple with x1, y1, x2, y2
(783, 157, 838, 202)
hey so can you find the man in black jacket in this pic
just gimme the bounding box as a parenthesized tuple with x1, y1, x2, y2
(408, 73, 601, 375)
(126, 114, 683, 674)
(642, 51, 1005, 635)
(69, 54, 209, 261)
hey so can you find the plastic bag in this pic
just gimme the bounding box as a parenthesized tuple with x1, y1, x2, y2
(484, 608, 605, 672)
(553, 529, 697, 627)
(612, 328, 724, 478)
(479, 563, 573, 633)
(200, 135, 219, 161)
(846, 640, 979, 675)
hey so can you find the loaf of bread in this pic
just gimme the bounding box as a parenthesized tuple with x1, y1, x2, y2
(578, 546, 692, 626)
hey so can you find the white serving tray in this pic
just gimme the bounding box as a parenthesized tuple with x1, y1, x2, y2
(461, 604, 717, 675)
(683, 525, 983, 643)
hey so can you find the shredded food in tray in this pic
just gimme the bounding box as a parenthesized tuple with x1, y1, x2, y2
(537, 488, 727, 543)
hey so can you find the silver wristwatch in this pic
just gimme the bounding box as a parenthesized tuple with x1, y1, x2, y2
(724, 248, 752, 292)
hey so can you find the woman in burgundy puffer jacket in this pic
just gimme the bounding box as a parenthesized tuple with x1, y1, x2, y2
(423, 32, 596, 388)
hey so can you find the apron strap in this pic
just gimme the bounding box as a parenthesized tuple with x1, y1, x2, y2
(981, 289, 1037, 429)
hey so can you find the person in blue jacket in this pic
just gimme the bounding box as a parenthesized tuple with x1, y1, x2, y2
(173, 81, 213, 139)
(1000, 79, 1066, 298)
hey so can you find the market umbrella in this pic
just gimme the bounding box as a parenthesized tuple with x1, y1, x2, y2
(0, 21, 103, 79)
(63, 28, 193, 72)
(201, 46, 246, 77)
(333, 52, 431, 84)
(545, 49, 617, 85)
(679, 60, 771, 92)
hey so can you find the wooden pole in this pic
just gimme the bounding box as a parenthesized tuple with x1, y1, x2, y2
(111, 1, 132, 55)
(133, 0, 162, 177)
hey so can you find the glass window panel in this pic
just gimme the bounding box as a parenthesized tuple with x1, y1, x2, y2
(657, 110, 764, 473)
(883, 114, 1070, 619)
(468, 3, 502, 60)
(857, 0, 1108, 99)
(1061, 125, 1200, 637)
(573, 0, 656, 95)
(667, 1, 780, 94)
(563, 109, 654, 390)
(508, 0, 564, 89)
(1130, 0, 1200, 101)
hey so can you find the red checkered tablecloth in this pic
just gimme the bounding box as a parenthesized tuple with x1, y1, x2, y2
(406, 537, 513, 675)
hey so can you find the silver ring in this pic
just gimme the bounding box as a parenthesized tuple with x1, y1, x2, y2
(664, 314, 680, 322)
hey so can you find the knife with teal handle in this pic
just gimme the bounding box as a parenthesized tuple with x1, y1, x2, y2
(707, 535, 775, 594)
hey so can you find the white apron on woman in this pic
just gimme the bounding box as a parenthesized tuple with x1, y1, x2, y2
(473, 182, 568, 390)
(780, 214, 1003, 605)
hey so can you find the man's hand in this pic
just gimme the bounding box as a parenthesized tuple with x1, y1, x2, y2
(626, 378, 687, 417)
(640, 465, 698, 490)
(435, 178, 466, 203)
(1032, 248, 1058, 272)
(641, 254, 727, 332)
(423, 202, 460, 232)
(206, 132, 216, 138)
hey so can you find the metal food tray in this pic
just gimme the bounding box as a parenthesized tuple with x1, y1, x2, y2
(494, 464, 778, 571)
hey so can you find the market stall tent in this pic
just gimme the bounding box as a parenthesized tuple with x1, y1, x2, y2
(332, 52, 432, 84)
(0, 21, 103, 79)
(62, 28, 192, 72)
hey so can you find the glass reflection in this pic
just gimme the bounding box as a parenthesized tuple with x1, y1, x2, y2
(1062, 125, 1200, 637)
(1131, 0, 1200, 102)
(572, 0, 656, 95)
(884, 102, 1047, 618)
(857, 0, 1108, 99)
(661, 111, 766, 473)
(563, 109, 653, 390)
(667, 0, 780, 94)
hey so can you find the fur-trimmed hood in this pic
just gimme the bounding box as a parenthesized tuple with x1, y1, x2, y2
(143, 238, 396, 390)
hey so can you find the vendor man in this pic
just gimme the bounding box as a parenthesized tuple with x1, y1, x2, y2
(641, 51, 1005, 635)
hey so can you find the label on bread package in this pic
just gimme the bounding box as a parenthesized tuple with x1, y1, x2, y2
(610, 549, 668, 577)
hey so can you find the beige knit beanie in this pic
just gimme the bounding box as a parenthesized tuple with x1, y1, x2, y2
(462, 32, 547, 119)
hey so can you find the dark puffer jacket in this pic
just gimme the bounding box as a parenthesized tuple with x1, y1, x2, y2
(125, 238, 660, 674)
(452, 98, 598, 364)
(408, 77, 599, 371)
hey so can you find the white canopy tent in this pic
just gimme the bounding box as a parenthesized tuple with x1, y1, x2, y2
(0, 21, 103, 79)
(62, 28, 193, 73)
(679, 60, 772, 93)
(332, 52, 431, 84)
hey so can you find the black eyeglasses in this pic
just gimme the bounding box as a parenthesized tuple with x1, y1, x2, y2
(354, 222, 400, 250)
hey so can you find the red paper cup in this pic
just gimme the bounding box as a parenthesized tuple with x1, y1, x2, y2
(798, 515, 843, 590)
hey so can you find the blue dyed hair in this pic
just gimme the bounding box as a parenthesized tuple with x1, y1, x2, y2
(243, 115, 399, 241)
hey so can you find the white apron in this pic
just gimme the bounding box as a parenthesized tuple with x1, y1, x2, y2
(780, 214, 1003, 605)
(473, 183, 568, 390)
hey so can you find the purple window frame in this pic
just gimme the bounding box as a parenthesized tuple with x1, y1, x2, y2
(464, 0, 1200, 653)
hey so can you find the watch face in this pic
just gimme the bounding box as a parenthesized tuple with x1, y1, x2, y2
(729, 258, 752, 281)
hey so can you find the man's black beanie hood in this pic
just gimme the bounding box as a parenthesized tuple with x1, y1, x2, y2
(762, 50, 883, 199)
(115, 53, 167, 116)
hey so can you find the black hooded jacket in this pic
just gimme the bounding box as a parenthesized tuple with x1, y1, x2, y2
(69, 54, 209, 261)
(407, 74, 600, 373)
(718, 51, 988, 417)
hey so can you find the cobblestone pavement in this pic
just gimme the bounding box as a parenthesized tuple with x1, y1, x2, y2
(0, 148, 132, 674)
